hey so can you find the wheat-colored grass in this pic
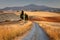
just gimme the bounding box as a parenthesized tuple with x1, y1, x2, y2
(37, 21, 60, 40)
(0, 21, 32, 40)
(2, 11, 60, 40)
(24, 11, 60, 17)
(3, 11, 60, 17)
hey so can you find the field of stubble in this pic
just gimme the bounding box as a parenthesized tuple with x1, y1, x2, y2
(0, 21, 32, 40)
(1, 11, 60, 40)
(24, 11, 60, 40)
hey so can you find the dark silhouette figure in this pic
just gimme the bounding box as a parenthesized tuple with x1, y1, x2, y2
(20, 10, 24, 20)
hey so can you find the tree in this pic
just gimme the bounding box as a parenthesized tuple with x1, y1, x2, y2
(20, 10, 24, 20)
(20, 10, 28, 21)
(25, 13, 28, 21)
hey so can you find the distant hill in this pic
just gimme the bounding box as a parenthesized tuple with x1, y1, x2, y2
(1, 4, 60, 12)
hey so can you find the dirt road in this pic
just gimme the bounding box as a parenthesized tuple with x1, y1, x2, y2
(17, 22, 49, 40)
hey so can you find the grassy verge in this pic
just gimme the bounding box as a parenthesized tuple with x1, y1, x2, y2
(0, 21, 32, 40)
(37, 21, 60, 40)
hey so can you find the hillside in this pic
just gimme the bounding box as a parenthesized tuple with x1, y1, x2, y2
(1, 4, 60, 13)
(0, 13, 20, 22)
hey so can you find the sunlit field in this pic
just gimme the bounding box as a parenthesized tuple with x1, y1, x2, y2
(0, 21, 32, 40)
(36, 21, 60, 40)
(23, 11, 60, 40)
(3, 11, 60, 17)
(0, 11, 60, 40)
(24, 11, 60, 17)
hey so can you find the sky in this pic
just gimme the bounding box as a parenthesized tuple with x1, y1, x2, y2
(0, 0, 60, 8)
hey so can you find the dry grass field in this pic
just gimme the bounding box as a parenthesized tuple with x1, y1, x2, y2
(37, 21, 60, 40)
(24, 11, 60, 17)
(3, 11, 60, 17)
(1, 11, 60, 40)
(24, 11, 60, 40)
(29, 16, 60, 22)
(0, 21, 32, 40)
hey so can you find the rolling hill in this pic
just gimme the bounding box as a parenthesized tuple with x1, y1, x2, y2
(1, 4, 60, 12)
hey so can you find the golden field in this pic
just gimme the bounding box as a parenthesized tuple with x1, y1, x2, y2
(0, 21, 32, 40)
(0, 11, 60, 40)
(36, 21, 60, 40)
(24, 11, 60, 40)
(3, 11, 60, 17)
(24, 11, 60, 17)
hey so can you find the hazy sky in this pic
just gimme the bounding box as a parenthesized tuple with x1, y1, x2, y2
(0, 0, 60, 8)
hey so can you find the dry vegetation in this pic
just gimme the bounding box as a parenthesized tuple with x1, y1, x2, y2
(29, 16, 60, 22)
(24, 11, 60, 17)
(1, 11, 60, 40)
(0, 21, 32, 40)
(3, 11, 60, 17)
(24, 11, 60, 40)
(36, 21, 60, 40)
